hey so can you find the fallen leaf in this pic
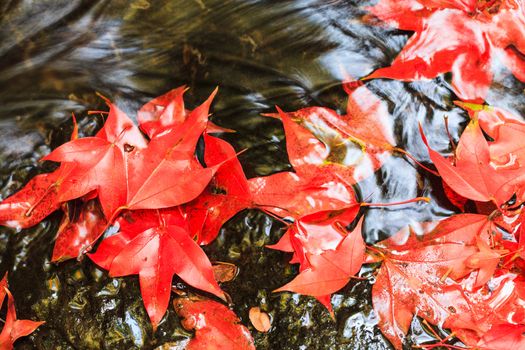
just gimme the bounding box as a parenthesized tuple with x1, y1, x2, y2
(420, 120, 523, 206)
(249, 171, 357, 218)
(89, 209, 224, 329)
(42, 101, 147, 218)
(125, 88, 219, 210)
(465, 236, 505, 288)
(212, 262, 238, 283)
(137, 86, 231, 138)
(366, 0, 525, 101)
(186, 134, 252, 244)
(372, 214, 524, 349)
(248, 307, 271, 333)
(273, 214, 364, 297)
(0, 275, 44, 350)
(476, 324, 525, 350)
(0, 165, 72, 229)
(52, 199, 108, 262)
(174, 297, 255, 350)
(269, 83, 394, 185)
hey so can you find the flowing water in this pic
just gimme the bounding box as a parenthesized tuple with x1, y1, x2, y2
(1, 0, 524, 349)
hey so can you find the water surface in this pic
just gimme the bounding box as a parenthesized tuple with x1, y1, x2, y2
(1, 1, 524, 349)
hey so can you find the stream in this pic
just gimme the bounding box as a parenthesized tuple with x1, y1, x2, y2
(1, 0, 524, 349)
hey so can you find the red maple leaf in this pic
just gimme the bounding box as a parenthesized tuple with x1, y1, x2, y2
(0, 164, 73, 229)
(372, 214, 525, 349)
(43, 90, 219, 216)
(248, 171, 358, 218)
(476, 324, 525, 349)
(266, 83, 394, 185)
(187, 133, 361, 243)
(51, 199, 108, 262)
(0, 276, 43, 350)
(124, 88, 220, 210)
(174, 297, 255, 350)
(420, 118, 523, 207)
(462, 102, 525, 204)
(247, 83, 394, 224)
(270, 210, 364, 302)
(0, 116, 80, 230)
(89, 209, 224, 329)
(1, 87, 290, 331)
(465, 236, 506, 288)
(137, 86, 232, 138)
(42, 101, 147, 219)
(186, 134, 253, 245)
(137, 86, 189, 138)
(366, 0, 525, 102)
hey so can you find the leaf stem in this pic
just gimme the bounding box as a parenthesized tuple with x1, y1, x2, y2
(393, 147, 441, 177)
(365, 245, 386, 260)
(361, 197, 430, 208)
(87, 110, 109, 115)
(443, 116, 457, 155)
(25, 183, 57, 218)
(258, 207, 292, 226)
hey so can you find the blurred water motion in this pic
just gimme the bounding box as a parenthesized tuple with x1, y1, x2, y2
(0, 0, 524, 349)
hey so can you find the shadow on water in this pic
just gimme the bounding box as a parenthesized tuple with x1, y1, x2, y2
(0, 0, 524, 349)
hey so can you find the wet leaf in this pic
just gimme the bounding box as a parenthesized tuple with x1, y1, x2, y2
(420, 120, 523, 206)
(125, 88, 219, 210)
(212, 262, 238, 283)
(43, 102, 147, 218)
(52, 199, 108, 262)
(89, 209, 224, 329)
(0, 166, 70, 229)
(174, 297, 255, 350)
(273, 213, 364, 298)
(186, 134, 252, 244)
(137, 85, 232, 138)
(367, 0, 525, 101)
(465, 236, 505, 288)
(268, 83, 394, 185)
(0, 275, 44, 349)
(248, 307, 271, 333)
(248, 171, 357, 218)
(372, 214, 525, 349)
(476, 324, 525, 349)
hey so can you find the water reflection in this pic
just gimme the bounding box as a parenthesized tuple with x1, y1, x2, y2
(1, 0, 525, 349)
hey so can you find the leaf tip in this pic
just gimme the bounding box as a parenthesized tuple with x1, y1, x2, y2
(271, 286, 285, 294)
(275, 105, 285, 114)
(418, 122, 429, 146)
(70, 113, 78, 141)
(209, 86, 219, 100)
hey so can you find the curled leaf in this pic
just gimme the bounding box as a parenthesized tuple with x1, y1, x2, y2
(248, 307, 271, 333)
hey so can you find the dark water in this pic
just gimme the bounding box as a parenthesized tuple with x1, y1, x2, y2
(1, 0, 524, 349)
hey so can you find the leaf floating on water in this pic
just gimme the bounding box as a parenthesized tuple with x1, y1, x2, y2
(372, 214, 525, 349)
(89, 209, 224, 329)
(212, 262, 238, 283)
(0, 275, 44, 349)
(366, 0, 525, 101)
(248, 307, 271, 333)
(272, 214, 365, 299)
(174, 297, 255, 350)
(52, 199, 108, 262)
(268, 82, 394, 185)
